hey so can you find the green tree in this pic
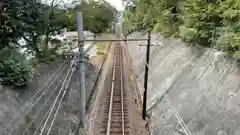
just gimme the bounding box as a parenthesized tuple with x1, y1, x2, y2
(124, 0, 240, 58)
(66, 0, 117, 36)
(0, 0, 73, 87)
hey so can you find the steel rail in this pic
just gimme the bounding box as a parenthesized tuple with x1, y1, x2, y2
(106, 52, 117, 135)
(120, 47, 125, 135)
(82, 43, 112, 135)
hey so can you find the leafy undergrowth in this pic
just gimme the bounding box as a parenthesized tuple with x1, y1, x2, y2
(123, 0, 240, 61)
(0, 48, 64, 88)
(95, 42, 107, 55)
(0, 56, 32, 88)
(95, 34, 112, 55)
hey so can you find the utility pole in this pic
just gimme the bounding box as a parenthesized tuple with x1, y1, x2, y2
(124, 35, 127, 43)
(76, 8, 86, 128)
(142, 31, 151, 120)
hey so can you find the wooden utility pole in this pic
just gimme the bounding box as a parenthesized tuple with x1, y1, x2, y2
(142, 31, 151, 120)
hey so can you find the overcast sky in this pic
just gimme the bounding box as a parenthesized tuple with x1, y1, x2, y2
(106, 0, 124, 10)
(61, 0, 124, 11)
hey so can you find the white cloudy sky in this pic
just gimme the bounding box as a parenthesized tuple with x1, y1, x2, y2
(106, 0, 124, 10)
(59, 0, 124, 10)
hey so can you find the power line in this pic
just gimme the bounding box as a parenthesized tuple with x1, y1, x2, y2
(32, 108, 51, 135)
(143, 61, 192, 135)
(44, 58, 77, 135)
(164, 94, 192, 135)
(4, 62, 70, 135)
(20, 71, 69, 135)
(1, 61, 67, 134)
(46, 69, 75, 135)
(33, 57, 77, 135)
(38, 61, 74, 135)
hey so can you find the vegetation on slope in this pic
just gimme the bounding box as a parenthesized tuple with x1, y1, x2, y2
(123, 0, 240, 59)
(95, 42, 107, 55)
(0, 0, 117, 87)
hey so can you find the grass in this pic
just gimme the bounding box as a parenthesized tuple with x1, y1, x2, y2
(95, 42, 107, 55)
(95, 33, 114, 55)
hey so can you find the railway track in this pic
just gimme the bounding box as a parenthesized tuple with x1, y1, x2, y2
(101, 43, 130, 135)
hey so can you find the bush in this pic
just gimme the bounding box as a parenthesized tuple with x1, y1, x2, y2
(124, 0, 240, 58)
(0, 56, 31, 87)
(35, 50, 59, 64)
(95, 42, 107, 55)
(152, 23, 173, 37)
(214, 26, 240, 52)
(233, 51, 240, 60)
(178, 25, 198, 43)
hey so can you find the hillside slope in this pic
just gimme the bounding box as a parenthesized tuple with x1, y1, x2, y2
(127, 32, 240, 135)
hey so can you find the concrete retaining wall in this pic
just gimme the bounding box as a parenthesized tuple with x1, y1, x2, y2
(0, 59, 100, 135)
(127, 32, 240, 135)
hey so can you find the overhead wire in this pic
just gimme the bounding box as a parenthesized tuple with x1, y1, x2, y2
(38, 69, 71, 135)
(20, 70, 69, 135)
(1, 61, 69, 134)
(143, 61, 192, 135)
(38, 58, 77, 135)
(46, 68, 75, 135)
(32, 58, 76, 135)
(164, 94, 192, 135)
(32, 108, 51, 135)
(4, 62, 70, 135)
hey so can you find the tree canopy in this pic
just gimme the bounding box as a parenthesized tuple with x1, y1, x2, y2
(123, 0, 240, 58)
(0, 0, 117, 87)
(66, 0, 117, 35)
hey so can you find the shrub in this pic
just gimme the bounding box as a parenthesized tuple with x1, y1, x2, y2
(0, 56, 31, 87)
(178, 25, 198, 43)
(95, 42, 107, 55)
(233, 51, 240, 60)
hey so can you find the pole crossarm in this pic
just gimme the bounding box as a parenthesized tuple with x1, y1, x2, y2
(138, 44, 162, 46)
(77, 38, 148, 42)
